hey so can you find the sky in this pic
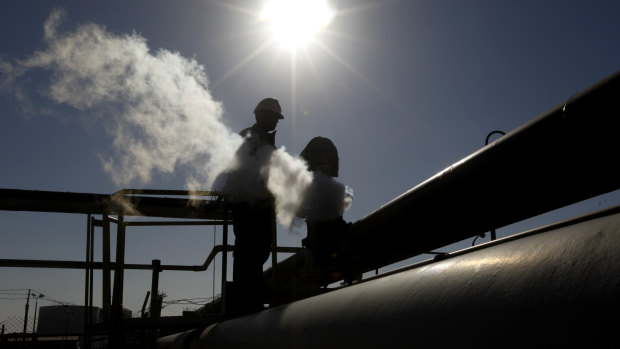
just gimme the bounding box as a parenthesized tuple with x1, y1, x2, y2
(2, 0, 620, 322)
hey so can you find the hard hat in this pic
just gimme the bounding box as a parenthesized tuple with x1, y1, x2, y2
(254, 98, 284, 119)
(300, 136, 339, 177)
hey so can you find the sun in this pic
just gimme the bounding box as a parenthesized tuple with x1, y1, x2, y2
(261, 0, 336, 50)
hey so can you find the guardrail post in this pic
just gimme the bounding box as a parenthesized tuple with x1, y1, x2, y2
(222, 210, 228, 315)
(112, 215, 126, 319)
(109, 215, 126, 347)
(102, 214, 111, 321)
(150, 259, 162, 318)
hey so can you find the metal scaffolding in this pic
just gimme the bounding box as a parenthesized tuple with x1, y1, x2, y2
(0, 189, 233, 347)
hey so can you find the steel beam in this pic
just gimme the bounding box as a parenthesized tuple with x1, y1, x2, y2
(348, 69, 620, 274)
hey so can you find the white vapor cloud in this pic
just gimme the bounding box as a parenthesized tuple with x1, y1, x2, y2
(1, 9, 327, 227)
(8, 9, 242, 188)
(267, 148, 314, 227)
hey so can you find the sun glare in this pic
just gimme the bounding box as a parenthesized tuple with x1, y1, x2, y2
(261, 0, 336, 50)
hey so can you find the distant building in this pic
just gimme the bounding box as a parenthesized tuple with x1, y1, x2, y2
(37, 305, 99, 334)
(36, 305, 132, 349)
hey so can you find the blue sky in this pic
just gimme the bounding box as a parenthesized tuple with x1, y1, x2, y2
(2, 0, 620, 320)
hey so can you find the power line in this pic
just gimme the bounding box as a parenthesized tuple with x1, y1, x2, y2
(0, 289, 75, 306)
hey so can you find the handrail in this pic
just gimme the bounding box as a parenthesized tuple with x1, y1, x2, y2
(0, 246, 304, 272)
(0, 188, 230, 219)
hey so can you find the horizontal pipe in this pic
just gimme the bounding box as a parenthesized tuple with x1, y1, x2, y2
(0, 245, 232, 272)
(161, 206, 620, 348)
(0, 259, 174, 271)
(124, 220, 233, 227)
(0, 246, 301, 271)
(348, 69, 620, 274)
(0, 188, 229, 219)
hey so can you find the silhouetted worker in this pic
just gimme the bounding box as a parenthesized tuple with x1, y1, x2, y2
(299, 136, 354, 285)
(224, 97, 283, 314)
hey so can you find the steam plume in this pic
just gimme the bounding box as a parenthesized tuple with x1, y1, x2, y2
(267, 148, 314, 226)
(1, 9, 319, 226)
(6, 9, 241, 188)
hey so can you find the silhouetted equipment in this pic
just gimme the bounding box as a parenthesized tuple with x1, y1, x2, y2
(347, 69, 620, 276)
(159, 205, 620, 348)
(0, 189, 234, 347)
(158, 69, 620, 347)
(3, 69, 620, 348)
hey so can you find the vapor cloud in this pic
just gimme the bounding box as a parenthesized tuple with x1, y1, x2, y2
(1, 9, 323, 226)
(267, 148, 314, 227)
(6, 9, 241, 188)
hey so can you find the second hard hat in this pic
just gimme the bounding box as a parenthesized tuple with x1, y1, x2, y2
(300, 136, 339, 177)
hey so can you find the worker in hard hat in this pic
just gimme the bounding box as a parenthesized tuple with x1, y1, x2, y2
(298, 136, 355, 286)
(239, 97, 283, 156)
(224, 98, 283, 314)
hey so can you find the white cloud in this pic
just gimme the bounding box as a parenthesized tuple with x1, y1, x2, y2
(14, 9, 241, 188)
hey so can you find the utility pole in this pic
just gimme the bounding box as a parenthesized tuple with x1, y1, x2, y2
(23, 289, 31, 342)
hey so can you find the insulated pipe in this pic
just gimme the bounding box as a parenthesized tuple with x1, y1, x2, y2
(348, 69, 620, 274)
(158, 206, 620, 348)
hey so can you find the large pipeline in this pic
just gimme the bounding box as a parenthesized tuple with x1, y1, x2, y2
(348, 69, 620, 274)
(158, 205, 620, 348)
(156, 70, 620, 348)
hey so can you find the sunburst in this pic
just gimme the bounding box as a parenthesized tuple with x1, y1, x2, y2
(260, 0, 335, 51)
(209, 0, 400, 122)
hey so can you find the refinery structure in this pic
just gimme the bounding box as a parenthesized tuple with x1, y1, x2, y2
(2, 70, 620, 348)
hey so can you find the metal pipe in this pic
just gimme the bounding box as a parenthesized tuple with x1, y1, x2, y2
(150, 260, 161, 318)
(84, 214, 91, 344)
(221, 211, 229, 315)
(0, 244, 248, 271)
(0, 189, 229, 220)
(112, 215, 126, 321)
(89, 216, 95, 308)
(124, 220, 232, 227)
(484, 130, 505, 243)
(109, 216, 127, 348)
(160, 206, 620, 349)
(348, 69, 620, 274)
(102, 214, 111, 320)
(87, 215, 95, 349)
(0, 247, 298, 271)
